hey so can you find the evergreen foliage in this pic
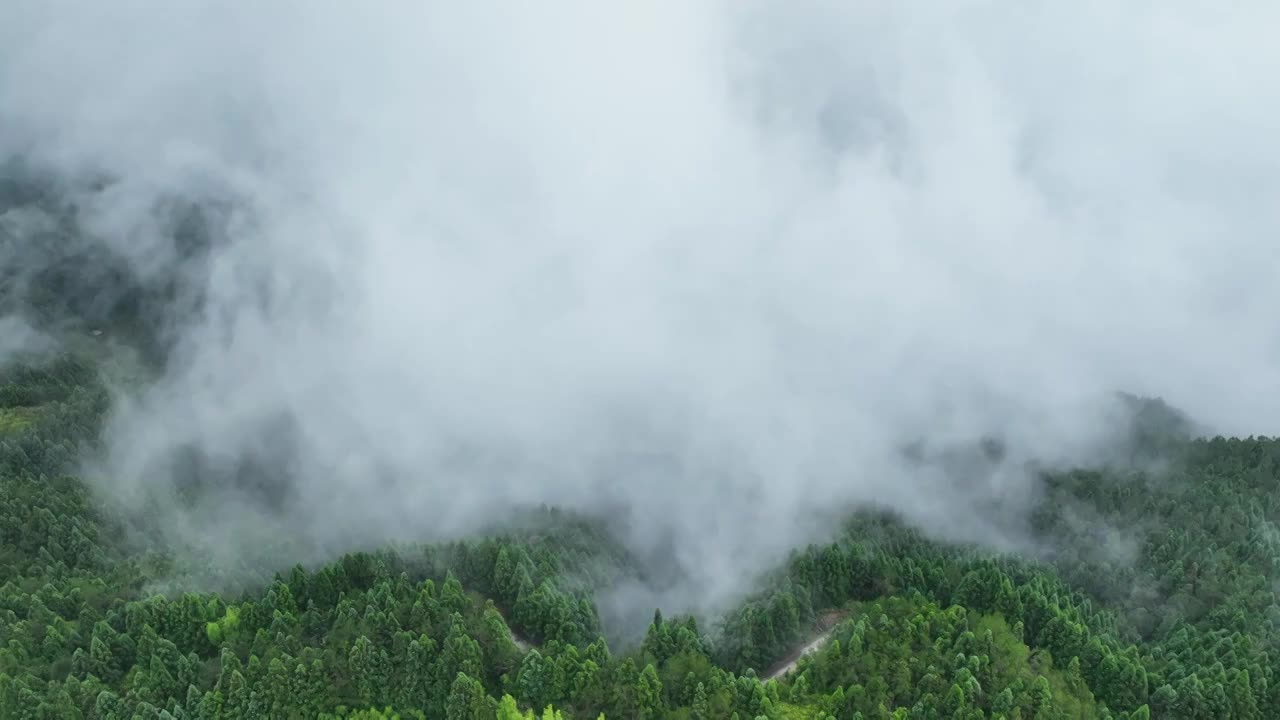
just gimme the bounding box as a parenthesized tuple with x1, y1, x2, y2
(2, 353, 1274, 718)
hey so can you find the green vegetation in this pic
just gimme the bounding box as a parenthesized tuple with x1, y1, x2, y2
(0, 405, 41, 433)
(1, 352, 1276, 718)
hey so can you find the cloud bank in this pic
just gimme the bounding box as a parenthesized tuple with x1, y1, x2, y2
(2, 1, 1279, 621)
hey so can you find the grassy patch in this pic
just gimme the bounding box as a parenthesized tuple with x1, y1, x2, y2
(973, 614, 1100, 719)
(777, 702, 824, 719)
(0, 405, 41, 433)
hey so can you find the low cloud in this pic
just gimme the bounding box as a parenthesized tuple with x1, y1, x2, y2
(1, 1, 1278, 626)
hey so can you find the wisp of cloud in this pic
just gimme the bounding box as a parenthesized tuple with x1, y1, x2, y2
(2, 1, 1279, 627)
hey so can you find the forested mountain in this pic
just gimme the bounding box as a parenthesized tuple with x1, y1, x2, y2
(3, 0, 1278, 716)
(2, 343, 1277, 719)
(0, 156, 1271, 719)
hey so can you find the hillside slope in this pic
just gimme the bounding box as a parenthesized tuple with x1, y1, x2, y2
(2, 352, 1275, 718)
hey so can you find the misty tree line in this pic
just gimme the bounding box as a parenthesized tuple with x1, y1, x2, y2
(2, 162, 215, 368)
(3, 352, 1279, 718)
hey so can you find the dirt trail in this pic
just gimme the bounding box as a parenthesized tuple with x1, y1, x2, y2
(509, 628, 532, 652)
(496, 604, 843, 670)
(763, 610, 846, 681)
(493, 607, 532, 652)
(764, 630, 834, 680)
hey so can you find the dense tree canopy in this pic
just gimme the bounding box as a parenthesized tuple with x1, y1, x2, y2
(2, 348, 1276, 718)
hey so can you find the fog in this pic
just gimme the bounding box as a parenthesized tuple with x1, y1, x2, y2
(2, 1, 1279, 626)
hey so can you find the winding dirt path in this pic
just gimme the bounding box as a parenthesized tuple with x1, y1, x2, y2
(763, 610, 847, 681)
(509, 627, 532, 652)
(493, 606, 533, 652)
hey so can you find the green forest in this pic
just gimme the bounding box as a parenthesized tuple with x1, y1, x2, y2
(2, 343, 1278, 719)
